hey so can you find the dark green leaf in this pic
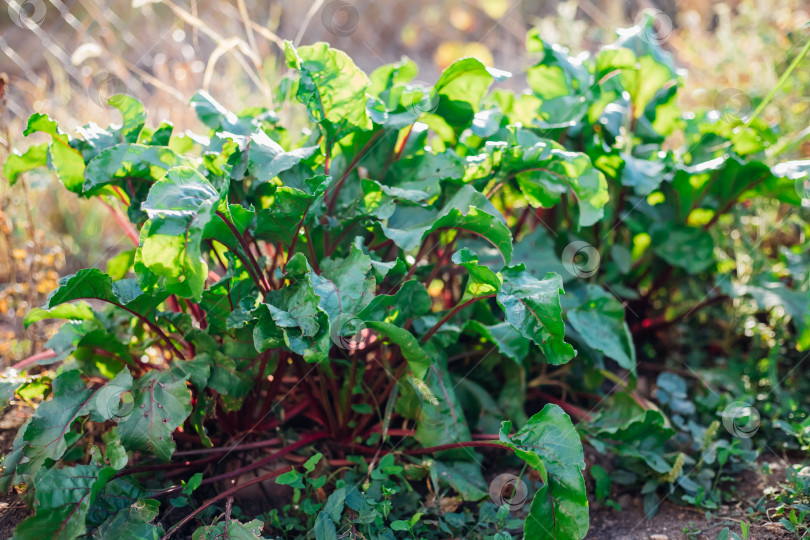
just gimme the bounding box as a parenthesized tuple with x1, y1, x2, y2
(415, 363, 473, 460)
(500, 405, 588, 540)
(497, 267, 575, 364)
(83, 143, 194, 193)
(254, 176, 331, 247)
(13, 465, 115, 540)
(118, 369, 192, 461)
(192, 519, 265, 539)
(365, 321, 430, 380)
(463, 320, 529, 364)
(650, 224, 714, 274)
(567, 285, 636, 373)
(92, 498, 162, 539)
(313, 511, 337, 540)
(429, 460, 488, 500)
(358, 280, 431, 325)
(47, 269, 168, 319)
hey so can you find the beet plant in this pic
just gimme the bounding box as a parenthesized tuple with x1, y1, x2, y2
(2, 18, 809, 539)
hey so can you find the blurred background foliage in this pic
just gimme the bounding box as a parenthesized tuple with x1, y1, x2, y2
(0, 0, 808, 366)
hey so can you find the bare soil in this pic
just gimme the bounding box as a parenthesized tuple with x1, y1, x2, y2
(587, 497, 791, 539)
(587, 462, 796, 540)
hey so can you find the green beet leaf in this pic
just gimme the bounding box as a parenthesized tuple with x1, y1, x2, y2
(4, 142, 48, 185)
(190, 90, 261, 135)
(47, 268, 168, 319)
(92, 498, 162, 539)
(415, 363, 474, 460)
(13, 465, 116, 540)
(108, 94, 147, 143)
(650, 224, 715, 274)
(497, 267, 576, 365)
(500, 404, 589, 539)
(510, 136, 609, 228)
(365, 321, 431, 380)
(358, 279, 431, 326)
(254, 265, 331, 362)
(8, 370, 133, 484)
(285, 41, 372, 132)
(140, 166, 222, 300)
(192, 519, 265, 539)
(254, 175, 331, 247)
(23, 113, 86, 193)
(24, 301, 95, 328)
(83, 143, 195, 193)
(452, 248, 502, 302)
(567, 285, 636, 374)
(463, 320, 530, 364)
(434, 57, 495, 126)
(309, 243, 376, 324)
(247, 130, 319, 183)
(118, 369, 192, 461)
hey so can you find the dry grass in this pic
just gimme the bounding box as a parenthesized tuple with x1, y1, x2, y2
(2, 0, 808, 134)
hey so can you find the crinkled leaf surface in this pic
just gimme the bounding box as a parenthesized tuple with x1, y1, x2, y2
(118, 368, 192, 461)
(13, 465, 115, 540)
(140, 166, 222, 300)
(83, 143, 194, 193)
(497, 267, 575, 365)
(92, 498, 162, 539)
(510, 137, 609, 227)
(285, 41, 372, 131)
(254, 175, 331, 247)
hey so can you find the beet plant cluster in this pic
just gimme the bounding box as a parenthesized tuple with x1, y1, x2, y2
(2, 18, 810, 540)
